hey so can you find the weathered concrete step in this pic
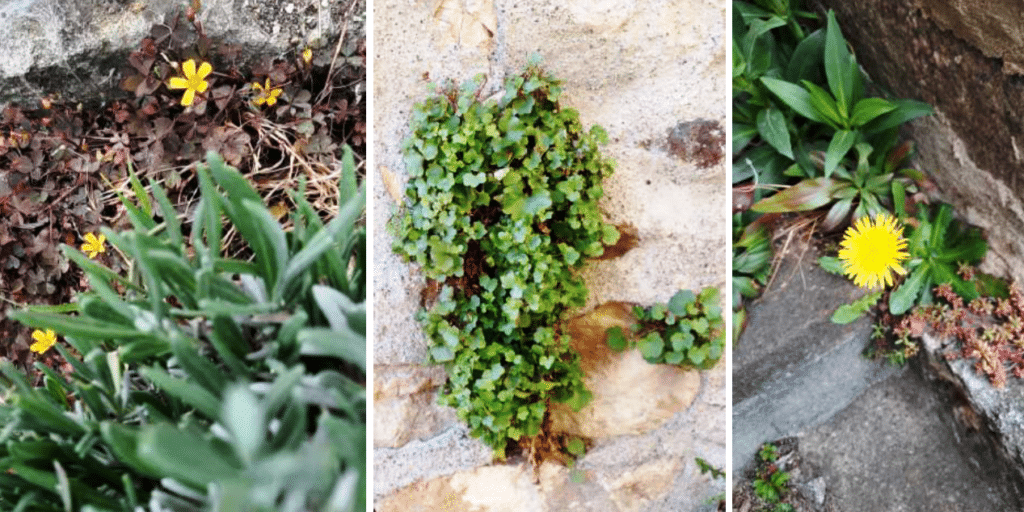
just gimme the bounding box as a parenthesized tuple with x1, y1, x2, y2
(733, 242, 877, 405)
(732, 240, 896, 470)
(732, 322, 899, 472)
(735, 241, 1024, 509)
(798, 364, 1024, 511)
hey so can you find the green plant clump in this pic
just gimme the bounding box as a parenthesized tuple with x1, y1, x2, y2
(887, 203, 987, 314)
(751, 443, 795, 512)
(732, 213, 773, 340)
(3, 151, 366, 511)
(391, 58, 619, 457)
(606, 287, 725, 368)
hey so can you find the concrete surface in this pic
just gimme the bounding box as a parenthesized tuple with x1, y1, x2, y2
(734, 241, 1024, 510)
(800, 367, 1024, 511)
(0, 0, 357, 105)
(372, 0, 727, 509)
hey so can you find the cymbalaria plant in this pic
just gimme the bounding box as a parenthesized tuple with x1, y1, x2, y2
(606, 287, 725, 368)
(392, 57, 619, 457)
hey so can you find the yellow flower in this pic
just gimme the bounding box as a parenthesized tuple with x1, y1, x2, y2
(82, 232, 106, 259)
(30, 329, 57, 354)
(302, 47, 313, 65)
(838, 213, 909, 289)
(167, 59, 212, 106)
(252, 78, 283, 107)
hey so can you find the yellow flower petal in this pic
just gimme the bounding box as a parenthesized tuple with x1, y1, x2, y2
(838, 213, 909, 290)
(167, 76, 189, 90)
(82, 232, 106, 259)
(169, 59, 211, 106)
(196, 61, 212, 80)
(30, 329, 57, 354)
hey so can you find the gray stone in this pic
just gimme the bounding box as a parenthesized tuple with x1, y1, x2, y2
(806, 477, 826, 506)
(0, 0, 359, 105)
(373, 424, 493, 501)
(921, 332, 1024, 485)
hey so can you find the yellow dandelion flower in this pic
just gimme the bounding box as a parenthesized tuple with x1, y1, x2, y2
(82, 232, 106, 259)
(838, 213, 909, 289)
(167, 59, 212, 106)
(30, 329, 58, 354)
(252, 78, 283, 107)
(302, 47, 313, 65)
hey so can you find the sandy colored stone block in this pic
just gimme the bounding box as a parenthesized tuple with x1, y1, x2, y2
(538, 461, 619, 511)
(378, 475, 473, 512)
(550, 302, 702, 438)
(375, 365, 449, 400)
(433, 0, 497, 49)
(608, 458, 682, 512)
(564, 0, 637, 31)
(380, 465, 543, 512)
(375, 392, 459, 448)
(375, 365, 456, 447)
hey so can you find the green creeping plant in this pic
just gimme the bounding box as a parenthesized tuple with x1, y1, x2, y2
(606, 287, 725, 369)
(391, 56, 618, 457)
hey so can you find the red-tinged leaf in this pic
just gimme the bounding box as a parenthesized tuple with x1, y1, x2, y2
(151, 118, 174, 140)
(821, 196, 853, 231)
(885, 141, 914, 173)
(751, 178, 842, 213)
(12, 155, 32, 174)
(733, 184, 755, 213)
(739, 213, 780, 243)
(128, 53, 155, 75)
(135, 76, 161, 97)
(211, 85, 234, 111)
(120, 74, 143, 93)
(140, 97, 160, 117)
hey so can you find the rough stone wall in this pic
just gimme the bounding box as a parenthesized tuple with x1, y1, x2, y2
(372, 0, 727, 510)
(0, 0, 356, 105)
(812, 0, 1024, 282)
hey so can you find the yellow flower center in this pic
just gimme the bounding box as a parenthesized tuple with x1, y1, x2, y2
(838, 213, 909, 289)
